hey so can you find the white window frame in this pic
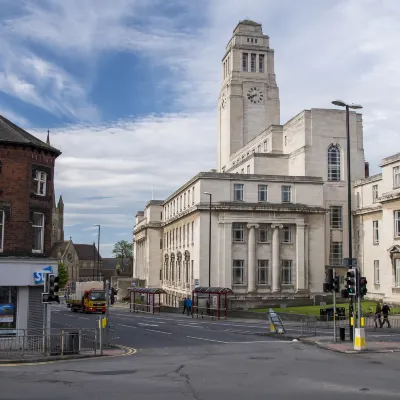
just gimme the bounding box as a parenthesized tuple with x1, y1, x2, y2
(258, 224, 268, 243)
(258, 185, 268, 202)
(282, 226, 292, 243)
(233, 260, 244, 284)
(329, 242, 343, 266)
(394, 211, 400, 237)
(328, 145, 341, 181)
(396, 259, 400, 288)
(242, 53, 248, 72)
(233, 184, 244, 201)
(233, 223, 244, 243)
(281, 260, 292, 284)
(32, 212, 45, 253)
(372, 185, 379, 203)
(373, 220, 379, 244)
(259, 54, 264, 73)
(0, 210, 4, 252)
(281, 186, 291, 203)
(374, 260, 380, 284)
(257, 260, 269, 284)
(34, 171, 47, 196)
(394, 166, 400, 188)
(330, 206, 342, 229)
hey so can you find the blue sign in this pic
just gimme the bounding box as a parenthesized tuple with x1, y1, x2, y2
(33, 266, 53, 285)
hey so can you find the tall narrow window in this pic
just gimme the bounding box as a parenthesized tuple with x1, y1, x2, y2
(357, 192, 361, 208)
(258, 224, 268, 243)
(373, 221, 379, 244)
(396, 259, 400, 287)
(34, 171, 47, 196)
(233, 260, 244, 284)
(187, 224, 190, 245)
(250, 53, 256, 72)
(32, 212, 44, 253)
(183, 226, 186, 245)
(179, 227, 182, 246)
(394, 166, 400, 188)
(233, 184, 244, 201)
(184, 193, 186, 209)
(258, 185, 268, 202)
(259, 54, 264, 73)
(192, 186, 195, 204)
(330, 206, 343, 229)
(328, 145, 341, 181)
(233, 223, 244, 243)
(242, 53, 248, 72)
(282, 226, 292, 243)
(330, 242, 343, 266)
(281, 186, 291, 203)
(191, 222, 194, 242)
(257, 260, 269, 284)
(0, 210, 4, 252)
(281, 260, 292, 284)
(372, 185, 379, 203)
(395, 211, 400, 237)
(188, 190, 191, 206)
(374, 260, 380, 284)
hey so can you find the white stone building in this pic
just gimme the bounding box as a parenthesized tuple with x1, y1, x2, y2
(354, 153, 400, 302)
(133, 20, 368, 306)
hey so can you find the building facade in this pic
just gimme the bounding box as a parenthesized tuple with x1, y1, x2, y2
(354, 153, 400, 302)
(0, 115, 61, 334)
(133, 20, 368, 306)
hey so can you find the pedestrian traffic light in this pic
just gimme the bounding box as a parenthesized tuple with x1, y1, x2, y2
(346, 268, 357, 296)
(323, 282, 332, 292)
(42, 273, 60, 303)
(359, 276, 367, 297)
(332, 276, 340, 293)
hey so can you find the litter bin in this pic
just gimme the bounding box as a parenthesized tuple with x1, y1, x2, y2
(65, 331, 80, 355)
(339, 327, 345, 341)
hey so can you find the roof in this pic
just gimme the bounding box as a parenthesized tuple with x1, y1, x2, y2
(0, 115, 61, 156)
(50, 241, 70, 258)
(193, 287, 234, 294)
(74, 244, 102, 261)
(129, 287, 166, 294)
(102, 257, 130, 270)
(238, 19, 261, 26)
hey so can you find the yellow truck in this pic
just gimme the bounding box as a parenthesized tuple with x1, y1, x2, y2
(66, 281, 106, 314)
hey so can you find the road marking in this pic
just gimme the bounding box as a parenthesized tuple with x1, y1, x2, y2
(186, 336, 227, 343)
(78, 317, 89, 320)
(118, 324, 137, 329)
(146, 329, 172, 335)
(225, 340, 294, 344)
(138, 323, 158, 327)
(178, 324, 203, 328)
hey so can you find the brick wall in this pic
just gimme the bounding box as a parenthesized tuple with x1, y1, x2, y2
(0, 145, 57, 257)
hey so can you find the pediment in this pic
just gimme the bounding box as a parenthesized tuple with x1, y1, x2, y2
(388, 245, 400, 253)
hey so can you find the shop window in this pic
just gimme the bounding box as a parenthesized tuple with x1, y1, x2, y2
(0, 286, 17, 335)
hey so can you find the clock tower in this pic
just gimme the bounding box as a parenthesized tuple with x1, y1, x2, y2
(218, 20, 280, 171)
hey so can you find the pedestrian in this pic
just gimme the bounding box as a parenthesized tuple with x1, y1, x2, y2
(182, 297, 187, 314)
(186, 297, 192, 316)
(373, 302, 382, 328)
(206, 299, 211, 316)
(110, 287, 115, 305)
(381, 303, 391, 328)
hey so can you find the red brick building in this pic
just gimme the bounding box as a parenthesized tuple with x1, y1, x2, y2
(0, 115, 62, 334)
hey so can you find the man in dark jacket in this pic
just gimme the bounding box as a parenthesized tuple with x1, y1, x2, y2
(381, 303, 391, 328)
(374, 302, 382, 328)
(182, 297, 187, 314)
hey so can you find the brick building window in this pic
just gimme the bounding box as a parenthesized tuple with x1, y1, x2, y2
(34, 171, 47, 196)
(0, 210, 4, 252)
(32, 212, 44, 253)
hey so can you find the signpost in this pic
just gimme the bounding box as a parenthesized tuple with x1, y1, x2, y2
(268, 308, 285, 334)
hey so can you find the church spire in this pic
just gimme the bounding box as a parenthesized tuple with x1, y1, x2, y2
(46, 129, 50, 145)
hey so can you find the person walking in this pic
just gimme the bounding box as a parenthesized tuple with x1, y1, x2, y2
(381, 303, 391, 328)
(186, 297, 192, 316)
(182, 297, 187, 314)
(373, 302, 382, 328)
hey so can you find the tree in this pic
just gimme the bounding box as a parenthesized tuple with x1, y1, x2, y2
(112, 240, 133, 272)
(57, 262, 69, 288)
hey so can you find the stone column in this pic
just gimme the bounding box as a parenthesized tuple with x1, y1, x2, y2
(271, 224, 283, 292)
(247, 223, 259, 292)
(296, 223, 306, 291)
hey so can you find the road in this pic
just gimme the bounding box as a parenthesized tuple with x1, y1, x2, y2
(1, 305, 400, 399)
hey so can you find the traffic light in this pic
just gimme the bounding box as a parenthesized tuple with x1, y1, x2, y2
(332, 276, 340, 293)
(323, 282, 332, 292)
(346, 268, 358, 296)
(359, 276, 368, 297)
(42, 273, 60, 303)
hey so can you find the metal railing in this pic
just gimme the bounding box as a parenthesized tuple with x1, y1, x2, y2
(192, 306, 228, 320)
(0, 328, 98, 360)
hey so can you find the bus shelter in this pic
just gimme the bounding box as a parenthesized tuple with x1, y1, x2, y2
(191, 287, 234, 320)
(129, 287, 166, 314)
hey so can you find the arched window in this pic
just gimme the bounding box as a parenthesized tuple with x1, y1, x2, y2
(328, 145, 341, 181)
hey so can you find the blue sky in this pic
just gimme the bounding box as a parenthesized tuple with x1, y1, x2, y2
(1, 0, 399, 256)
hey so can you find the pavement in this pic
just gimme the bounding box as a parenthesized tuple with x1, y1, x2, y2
(2, 304, 400, 399)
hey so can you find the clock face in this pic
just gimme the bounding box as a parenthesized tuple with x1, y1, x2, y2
(221, 94, 227, 109)
(247, 87, 264, 104)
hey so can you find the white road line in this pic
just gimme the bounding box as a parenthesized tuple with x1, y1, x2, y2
(146, 329, 172, 335)
(225, 340, 294, 344)
(78, 317, 89, 320)
(186, 336, 227, 344)
(138, 323, 159, 327)
(178, 324, 203, 328)
(144, 320, 165, 324)
(118, 324, 137, 329)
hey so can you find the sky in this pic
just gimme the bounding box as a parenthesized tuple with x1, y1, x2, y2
(1, 0, 399, 257)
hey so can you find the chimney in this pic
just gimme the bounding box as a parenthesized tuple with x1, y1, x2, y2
(365, 161, 370, 178)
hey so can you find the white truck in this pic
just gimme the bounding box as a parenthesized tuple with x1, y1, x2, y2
(66, 281, 106, 314)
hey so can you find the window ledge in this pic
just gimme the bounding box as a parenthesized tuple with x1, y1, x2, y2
(257, 242, 271, 244)
(232, 284, 246, 287)
(233, 241, 247, 244)
(394, 236, 400, 241)
(281, 242, 293, 245)
(281, 284, 294, 288)
(32, 250, 43, 254)
(373, 242, 379, 246)
(257, 284, 270, 287)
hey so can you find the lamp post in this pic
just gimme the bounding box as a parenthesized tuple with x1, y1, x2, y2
(204, 192, 212, 288)
(92, 242, 96, 280)
(331, 100, 363, 336)
(94, 224, 101, 280)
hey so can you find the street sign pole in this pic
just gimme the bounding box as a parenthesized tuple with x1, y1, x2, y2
(333, 268, 336, 343)
(105, 279, 110, 347)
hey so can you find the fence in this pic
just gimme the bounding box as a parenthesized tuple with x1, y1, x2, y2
(0, 328, 99, 360)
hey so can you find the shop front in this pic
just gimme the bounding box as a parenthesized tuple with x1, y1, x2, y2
(0, 259, 58, 335)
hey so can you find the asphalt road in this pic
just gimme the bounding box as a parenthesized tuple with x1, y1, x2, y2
(2, 306, 400, 399)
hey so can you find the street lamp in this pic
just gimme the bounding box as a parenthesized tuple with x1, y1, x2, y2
(331, 100, 363, 334)
(204, 192, 212, 288)
(92, 242, 96, 280)
(94, 224, 101, 280)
